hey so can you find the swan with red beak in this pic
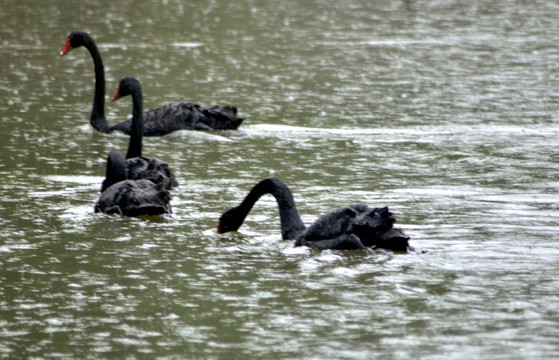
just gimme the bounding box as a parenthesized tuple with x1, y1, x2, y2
(218, 178, 411, 253)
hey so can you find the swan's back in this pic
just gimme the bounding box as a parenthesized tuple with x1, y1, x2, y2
(94, 179, 171, 217)
(143, 102, 198, 133)
(296, 206, 360, 241)
(111, 102, 243, 136)
(125, 157, 178, 190)
(297, 204, 410, 251)
(139, 102, 243, 135)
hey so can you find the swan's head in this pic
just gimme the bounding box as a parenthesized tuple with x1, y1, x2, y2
(217, 206, 245, 234)
(112, 77, 141, 102)
(60, 31, 91, 56)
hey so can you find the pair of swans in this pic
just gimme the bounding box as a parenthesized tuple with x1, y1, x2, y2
(60, 31, 243, 135)
(62, 32, 411, 252)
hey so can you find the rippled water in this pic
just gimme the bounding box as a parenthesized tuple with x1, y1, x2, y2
(1, 0, 559, 358)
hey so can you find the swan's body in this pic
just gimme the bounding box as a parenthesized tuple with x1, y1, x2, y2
(218, 178, 410, 252)
(95, 151, 171, 216)
(101, 155, 177, 192)
(94, 179, 171, 217)
(60, 31, 243, 135)
(95, 77, 177, 216)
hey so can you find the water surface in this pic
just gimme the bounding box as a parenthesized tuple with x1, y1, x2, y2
(1, 0, 559, 359)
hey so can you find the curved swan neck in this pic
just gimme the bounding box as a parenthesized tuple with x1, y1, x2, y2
(83, 35, 110, 133)
(271, 179, 306, 239)
(125, 81, 144, 159)
(228, 178, 306, 239)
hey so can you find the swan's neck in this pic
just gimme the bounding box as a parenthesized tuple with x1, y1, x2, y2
(236, 178, 306, 239)
(101, 150, 127, 192)
(126, 85, 143, 159)
(84, 37, 111, 133)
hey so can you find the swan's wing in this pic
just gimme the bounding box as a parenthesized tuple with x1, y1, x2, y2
(298, 206, 359, 241)
(113, 102, 243, 136)
(296, 205, 410, 252)
(142, 102, 200, 135)
(107, 102, 196, 135)
(125, 157, 178, 190)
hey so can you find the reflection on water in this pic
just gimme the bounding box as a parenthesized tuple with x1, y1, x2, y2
(1, 0, 559, 359)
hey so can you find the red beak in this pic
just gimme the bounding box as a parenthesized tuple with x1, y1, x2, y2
(60, 38, 72, 57)
(111, 88, 121, 102)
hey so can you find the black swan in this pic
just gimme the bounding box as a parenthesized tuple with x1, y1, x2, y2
(60, 31, 243, 135)
(94, 150, 171, 216)
(94, 77, 178, 216)
(217, 178, 411, 252)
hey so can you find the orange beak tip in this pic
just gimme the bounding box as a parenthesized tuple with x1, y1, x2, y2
(60, 39, 72, 57)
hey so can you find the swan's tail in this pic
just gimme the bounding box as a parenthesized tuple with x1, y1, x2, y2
(200, 105, 244, 130)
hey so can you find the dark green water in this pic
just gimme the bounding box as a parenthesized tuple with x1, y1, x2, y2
(1, 0, 558, 358)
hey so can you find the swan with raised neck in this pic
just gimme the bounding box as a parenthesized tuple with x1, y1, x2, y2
(101, 76, 178, 193)
(60, 31, 244, 135)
